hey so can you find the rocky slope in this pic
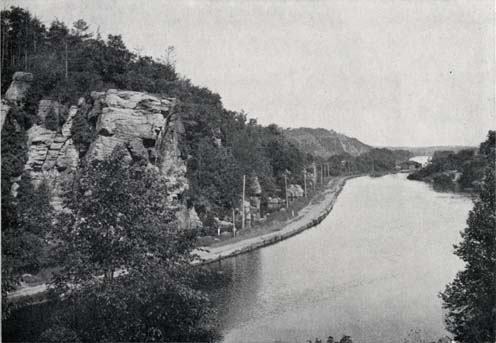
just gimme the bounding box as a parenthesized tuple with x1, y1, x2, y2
(3, 72, 199, 227)
(284, 127, 371, 158)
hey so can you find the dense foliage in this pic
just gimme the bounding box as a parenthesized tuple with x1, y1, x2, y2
(44, 147, 218, 342)
(407, 133, 493, 191)
(440, 132, 496, 342)
(1, 7, 177, 104)
(0, 103, 52, 318)
(1, 6, 308, 221)
(324, 148, 412, 176)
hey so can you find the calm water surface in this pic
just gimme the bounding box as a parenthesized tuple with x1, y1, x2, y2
(210, 173, 473, 343)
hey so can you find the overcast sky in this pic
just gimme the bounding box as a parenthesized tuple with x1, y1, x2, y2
(5, 0, 495, 147)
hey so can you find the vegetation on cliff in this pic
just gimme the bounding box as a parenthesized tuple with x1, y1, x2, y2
(1, 6, 309, 220)
(41, 147, 219, 342)
(1, 104, 53, 318)
(440, 131, 496, 343)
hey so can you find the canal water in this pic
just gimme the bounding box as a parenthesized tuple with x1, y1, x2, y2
(209, 173, 473, 343)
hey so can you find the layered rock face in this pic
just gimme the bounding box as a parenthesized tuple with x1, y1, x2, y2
(25, 104, 81, 209)
(87, 90, 186, 201)
(19, 88, 188, 214)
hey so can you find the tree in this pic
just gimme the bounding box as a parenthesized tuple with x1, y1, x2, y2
(2, 175, 52, 319)
(440, 155, 496, 341)
(44, 147, 219, 342)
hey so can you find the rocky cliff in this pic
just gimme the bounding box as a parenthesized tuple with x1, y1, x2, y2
(4, 74, 192, 223)
(284, 127, 371, 158)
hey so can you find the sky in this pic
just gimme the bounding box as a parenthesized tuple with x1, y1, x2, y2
(4, 0, 495, 147)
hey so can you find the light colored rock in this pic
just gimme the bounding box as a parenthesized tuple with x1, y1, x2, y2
(189, 207, 202, 229)
(5, 72, 33, 103)
(249, 176, 262, 195)
(287, 184, 304, 198)
(214, 217, 234, 231)
(25, 125, 57, 172)
(56, 139, 79, 171)
(88, 89, 174, 161)
(1, 100, 11, 131)
(21, 88, 186, 215)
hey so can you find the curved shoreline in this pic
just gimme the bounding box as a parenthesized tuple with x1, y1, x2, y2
(195, 175, 358, 265)
(8, 175, 357, 301)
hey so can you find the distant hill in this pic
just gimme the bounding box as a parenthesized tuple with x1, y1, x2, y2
(385, 146, 477, 157)
(284, 128, 371, 158)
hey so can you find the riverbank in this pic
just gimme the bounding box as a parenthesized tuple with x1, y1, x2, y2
(194, 175, 356, 265)
(9, 175, 355, 302)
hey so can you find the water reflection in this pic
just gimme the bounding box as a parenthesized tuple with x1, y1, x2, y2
(210, 174, 473, 343)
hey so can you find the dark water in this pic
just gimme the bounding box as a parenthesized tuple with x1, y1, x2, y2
(209, 174, 472, 343)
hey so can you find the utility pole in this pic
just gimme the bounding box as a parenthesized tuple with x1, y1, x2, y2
(284, 174, 289, 210)
(232, 208, 236, 237)
(303, 170, 307, 198)
(242, 175, 246, 230)
(313, 163, 316, 191)
(64, 39, 68, 80)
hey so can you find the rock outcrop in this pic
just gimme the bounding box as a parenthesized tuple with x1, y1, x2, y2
(24, 105, 79, 209)
(1, 100, 11, 131)
(86, 89, 186, 202)
(5, 72, 33, 104)
(19, 88, 187, 213)
(249, 176, 262, 222)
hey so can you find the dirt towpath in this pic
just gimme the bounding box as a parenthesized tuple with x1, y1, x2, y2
(194, 176, 355, 265)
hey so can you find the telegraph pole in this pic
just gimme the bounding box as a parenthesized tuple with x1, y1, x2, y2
(64, 40, 68, 80)
(232, 208, 236, 237)
(303, 170, 307, 198)
(284, 174, 289, 210)
(313, 163, 316, 191)
(242, 175, 246, 230)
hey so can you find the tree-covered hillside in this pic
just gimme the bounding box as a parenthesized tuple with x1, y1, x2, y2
(284, 127, 371, 158)
(0, 6, 309, 220)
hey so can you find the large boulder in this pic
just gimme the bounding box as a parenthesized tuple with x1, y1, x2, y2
(87, 89, 185, 202)
(88, 89, 174, 161)
(5, 72, 33, 103)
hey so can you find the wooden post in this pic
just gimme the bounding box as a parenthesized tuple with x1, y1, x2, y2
(64, 40, 68, 80)
(313, 163, 316, 190)
(242, 175, 246, 230)
(284, 174, 289, 210)
(232, 208, 236, 237)
(303, 170, 307, 198)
